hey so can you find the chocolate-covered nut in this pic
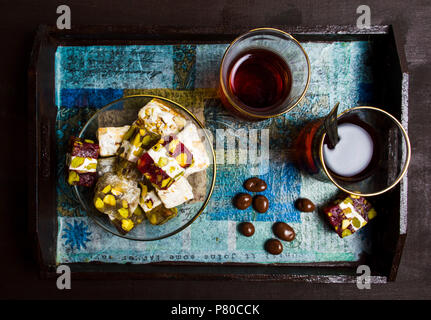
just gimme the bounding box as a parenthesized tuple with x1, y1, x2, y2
(272, 222, 296, 242)
(253, 195, 269, 213)
(265, 239, 283, 255)
(238, 222, 255, 237)
(295, 198, 315, 212)
(233, 193, 252, 210)
(244, 177, 267, 192)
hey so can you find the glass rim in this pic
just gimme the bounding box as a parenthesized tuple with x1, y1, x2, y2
(318, 106, 411, 197)
(219, 27, 311, 119)
(74, 94, 217, 241)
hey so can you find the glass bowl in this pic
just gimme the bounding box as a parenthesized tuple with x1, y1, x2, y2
(73, 95, 216, 241)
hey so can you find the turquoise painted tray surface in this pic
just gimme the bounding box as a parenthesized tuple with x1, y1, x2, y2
(55, 41, 375, 264)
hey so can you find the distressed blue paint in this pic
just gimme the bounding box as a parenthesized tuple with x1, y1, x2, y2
(61, 220, 91, 250)
(205, 162, 301, 222)
(55, 45, 175, 90)
(203, 98, 301, 222)
(56, 88, 124, 109)
(173, 45, 196, 90)
(195, 44, 229, 88)
(55, 41, 376, 265)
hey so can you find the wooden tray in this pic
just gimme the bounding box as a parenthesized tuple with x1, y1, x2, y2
(28, 24, 408, 282)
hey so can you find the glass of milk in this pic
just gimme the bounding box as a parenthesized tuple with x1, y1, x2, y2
(294, 106, 411, 196)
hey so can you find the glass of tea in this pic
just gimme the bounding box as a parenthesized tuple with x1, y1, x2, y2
(294, 106, 411, 196)
(219, 28, 310, 120)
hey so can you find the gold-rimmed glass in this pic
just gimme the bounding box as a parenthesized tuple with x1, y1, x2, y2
(296, 106, 411, 197)
(219, 27, 310, 120)
(318, 107, 411, 196)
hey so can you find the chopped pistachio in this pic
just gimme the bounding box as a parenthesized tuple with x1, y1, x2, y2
(123, 126, 136, 141)
(368, 208, 377, 220)
(175, 153, 188, 167)
(158, 157, 168, 167)
(85, 162, 97, 171)
(118, 208, 129, 218)
(132, 148, 143, 157)
(103, 194, 116, 206)
(121, 219, 134, 231)
(343, 207, 352, 214)
(168, 139, 180, 154)
(145, 200, 153, 209)
(352, 217, 361, 229)
(102, 185, 112, 194)
(152, 143, 162, 152)
(174, 171, 184, 179)
(70, 157, 85, 168)
(149, 214, 157, 225)
(133, 205, 143, 216)
(132, 133, 142, 147)
(161, 178, 171, 189)
(139, 183, 148, 196)
(344, 197, 353, 204)
(141, 134, 152, 146)
(341, 229, 352, 238)
(68, 171, 80, 185)
(94, 197, 104, 210)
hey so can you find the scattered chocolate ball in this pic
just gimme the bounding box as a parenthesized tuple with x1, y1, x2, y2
(233, 193, 252, 210)
(272, 222, 296, 242)
(265, 239, 283, 255)
(253, 195, 269, 213)
(238, 222, 255, 237)
(295, 198, 315, 212)
(244, 177, 267, 192)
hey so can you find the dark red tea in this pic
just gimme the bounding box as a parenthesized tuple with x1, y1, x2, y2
(228, 49, 292, 109)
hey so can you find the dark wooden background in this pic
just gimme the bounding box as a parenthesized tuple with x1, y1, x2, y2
(1, 0, 430, 299)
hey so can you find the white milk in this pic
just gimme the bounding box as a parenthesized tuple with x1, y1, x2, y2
(323, 123, 374, 177)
